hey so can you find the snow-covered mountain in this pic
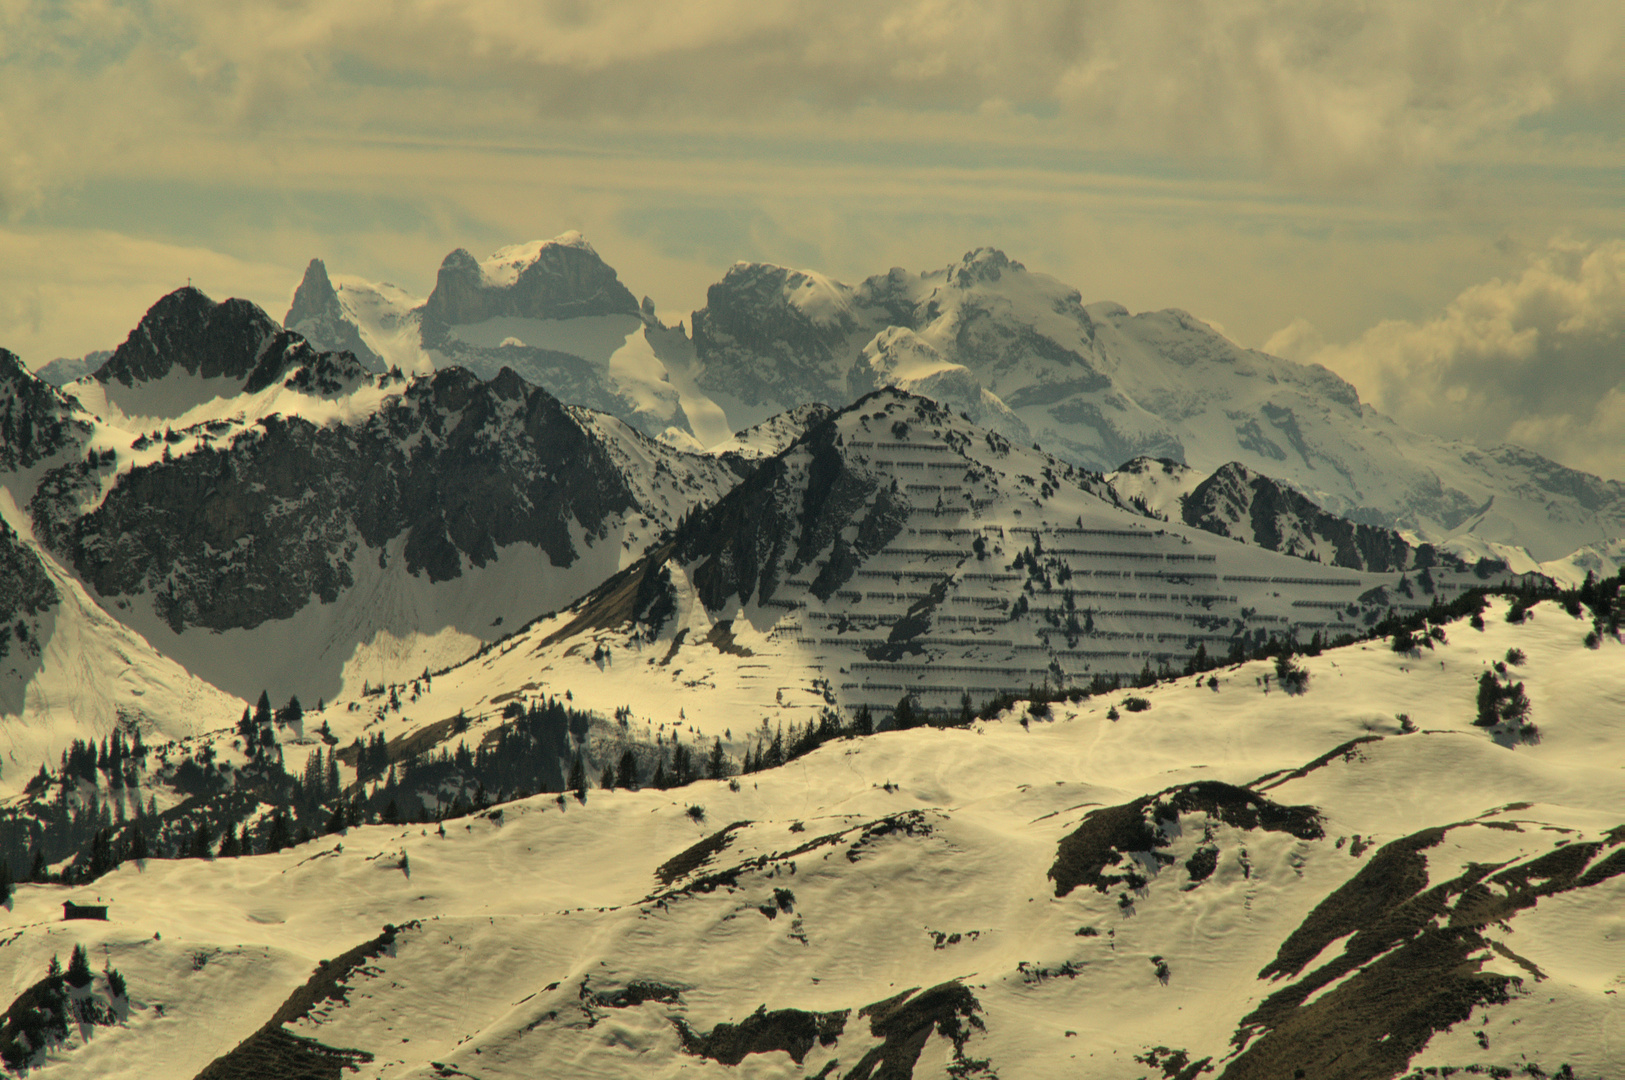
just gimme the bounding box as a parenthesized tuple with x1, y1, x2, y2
(3, 592, 1620, 1079)
(2, 293, 751, 740)
(338, 390, 1507, 746)
(294, 235, 735, 447)
(689, 249, 1625, 563)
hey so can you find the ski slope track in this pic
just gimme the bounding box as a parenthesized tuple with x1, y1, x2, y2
(1, 596, 1621, 1078)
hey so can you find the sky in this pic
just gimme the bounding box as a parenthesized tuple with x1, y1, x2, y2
(2, 0, 1624, 478)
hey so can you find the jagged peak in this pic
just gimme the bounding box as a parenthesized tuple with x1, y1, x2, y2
(479, 231, 600, 286)
(948, 247, 1025, 287)
(284, 258, 341, 328)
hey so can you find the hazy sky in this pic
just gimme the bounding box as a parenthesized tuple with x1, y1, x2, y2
(3, 1, 1624, 477)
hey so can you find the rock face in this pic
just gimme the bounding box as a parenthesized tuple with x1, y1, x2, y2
(283, 258, 384, 372)
(34, 367, 647, 635)
(0, 349, 84, 473)
(412, 236, 700, 441)
(419, 236, 641, 348)
(84, 287, 374, 419)
(0, 516, 56, 663)
(1181, 463, 1441, 574)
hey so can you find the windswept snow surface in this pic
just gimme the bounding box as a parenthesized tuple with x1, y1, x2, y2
(3, 597, 1621, 1078)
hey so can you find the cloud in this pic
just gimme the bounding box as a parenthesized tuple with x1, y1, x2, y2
(3, 0, 1624, 214)
(1293, 237, 1625, 480)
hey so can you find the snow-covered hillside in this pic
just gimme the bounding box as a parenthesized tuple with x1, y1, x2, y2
(690, 249, 1625, 563)
(3, 594, 1620, 1079)
(314, 391, 1509, 752)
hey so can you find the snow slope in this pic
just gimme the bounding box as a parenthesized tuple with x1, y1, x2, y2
(3, 595, 1620, 1078)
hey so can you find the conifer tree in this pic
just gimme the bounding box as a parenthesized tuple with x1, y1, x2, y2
(1476, 671, 1501, 727)
(66, 944, 92, 988)
(267, 811, 293, 853)
(599, 762, 616, 790)
(0, 860, 11, 905)
(128, 827, 149, 862)
(652, 760, 668, 790)
(30, 844, 47, 883)
(89, 828, 113, 878)
(218, 829, 240, 858)
(568, 755, 587, 800)
(706, 738, 728, 780)
(189, 820, 213, 860)
(892, 695, 916, 731)
(853, 704, 874, 737)
(254, 690, 272, 727)
(239, 824, 253, 856)
(617, 748, 639, 789)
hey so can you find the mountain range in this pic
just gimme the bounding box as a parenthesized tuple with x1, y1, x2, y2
(0, 235, 1622, 1079)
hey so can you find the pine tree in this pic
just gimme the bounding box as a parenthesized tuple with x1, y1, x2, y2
(89, 828, 114, 878)
(66, 944, 92, 988)
(239, 824, 253, 856)
(892, 695, 916, 731)
(853, 705, 874, 737)
(218, 829, 240, 858)
(30, 844, 47, 883)
(599, 762, 616, 790)
(267, 811, 293, 853)
(128, 827, 149, 862)
(189, 820, 213, 860)
(254, 690, 272, 727)
(568, 755, 587, 800)
(617, 748, 639, 789)
(1476, 671, 1502, 726)
(652, 760, 668, 790)
(706, 738, 728, 780)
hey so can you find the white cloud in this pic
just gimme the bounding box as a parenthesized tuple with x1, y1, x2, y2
(1297, 237, 1625, 479)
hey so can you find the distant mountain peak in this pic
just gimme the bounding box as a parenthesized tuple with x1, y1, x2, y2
(284, 258, 384, 371)
(949, 246, 1025, 286)
(95, 287, 281, 388)
(420, 235, 639, 347)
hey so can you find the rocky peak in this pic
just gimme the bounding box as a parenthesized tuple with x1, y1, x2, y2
(419, 236, 640, 348)
(1182, 461, 1435, 573)
(285, 258, 343, 327)
(949, 247, 1024, 288)
(96, 287, 283, 387)
(283, 258, 384, 371)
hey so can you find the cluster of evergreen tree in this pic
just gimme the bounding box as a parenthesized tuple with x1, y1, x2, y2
(0, 946, 127, 1069)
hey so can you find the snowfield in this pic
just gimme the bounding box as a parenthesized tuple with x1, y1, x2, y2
(3, 597, 1621, 1079)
